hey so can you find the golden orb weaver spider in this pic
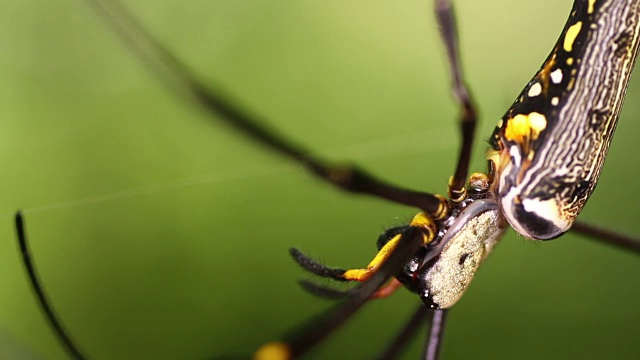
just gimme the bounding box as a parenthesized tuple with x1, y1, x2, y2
(2, 0, 640, 359)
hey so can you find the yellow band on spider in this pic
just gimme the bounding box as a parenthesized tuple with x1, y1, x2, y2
(253, 341, 291, 360)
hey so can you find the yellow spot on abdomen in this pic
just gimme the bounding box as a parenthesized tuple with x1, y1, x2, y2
(564, 22, 583, 52)
(504, 112, 548, 143)
(588, 0, 596, 14)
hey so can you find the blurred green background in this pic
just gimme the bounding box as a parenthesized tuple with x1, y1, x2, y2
(1, 1, 639, 359)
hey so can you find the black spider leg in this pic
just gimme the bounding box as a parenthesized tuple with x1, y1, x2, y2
(571, 221, 640, 254)
(363, 3, 477, 360)
(279, 227, 426, 358)
(83, 0, 448, 219)
(14, 212, 88, 360)
(292, 255, 361, 301)
(297, 280, 348, 300)
(289, 248, 348, 281)
(287, 248, 353, 299)
(434, 0, 477, 202)
(290, 225, 417, 299)
(423, 309, 448, 360)
(374, 305, 428, 360)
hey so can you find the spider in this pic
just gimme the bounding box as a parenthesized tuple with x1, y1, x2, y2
(3, 0, 640, 360)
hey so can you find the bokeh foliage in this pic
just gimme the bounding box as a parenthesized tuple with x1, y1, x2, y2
(1, 1, 639, 359)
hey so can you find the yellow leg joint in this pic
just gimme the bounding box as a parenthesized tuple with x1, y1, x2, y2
(447, 176, 467, 204)
(254, 342, 291, 360)
(342, 212, 438, 282)
(432, 194, 451, 220)
(343, 233, 403, 281)
(409, 212, 438, 244)
(469, 172, 490, 192)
